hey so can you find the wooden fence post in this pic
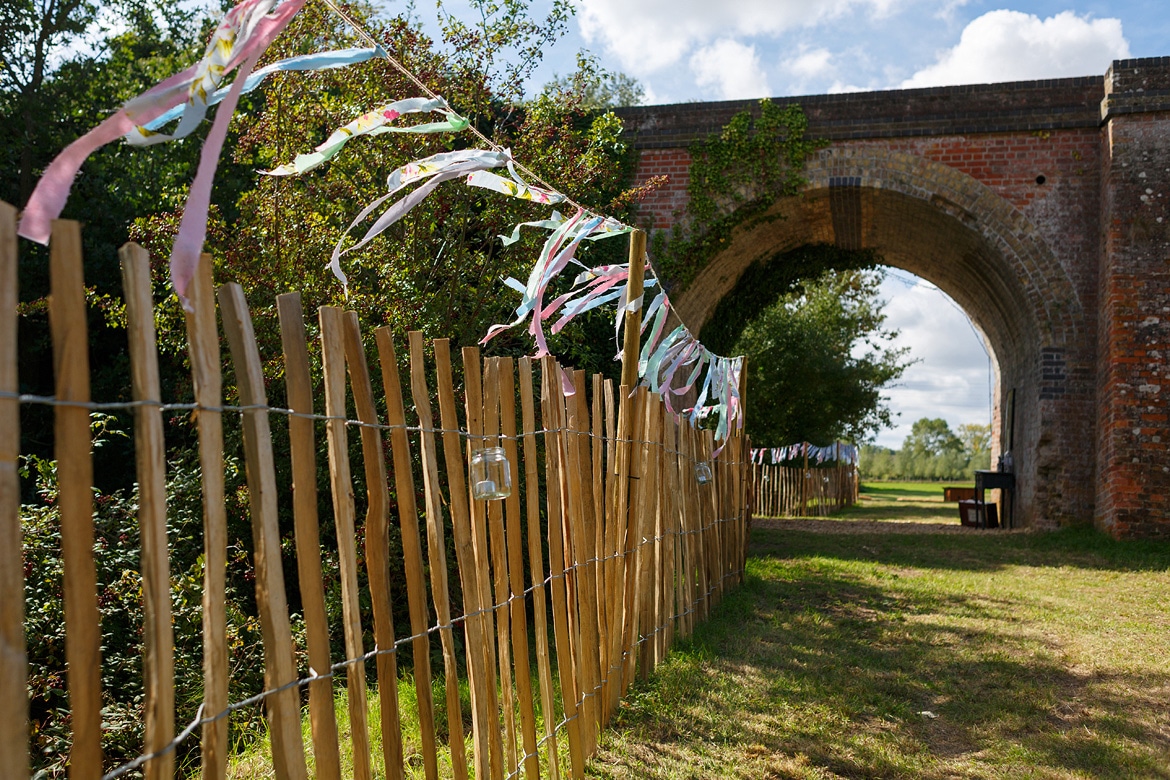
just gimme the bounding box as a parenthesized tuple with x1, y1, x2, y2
(0, 201, 28, 780)
(518, 357, 561, 780)
(497, 358, 540, 780)
(49, 220, 103, 780)
(218, 284, 307, 780)
(375, 328, 443, 780)
(403, 332, 470, 780)
(461, 346, 505, 780)
(540, 356, 586, 777)
(342, 312, 405, 780)
(275, 293, 343, 780)
(183, 255, 229, 780)
(317, 306, 374, 780)
(481, 359, 518, 776)
(433, 339, 496, 780)
(620, 230, 646, 389)
(119, 244, 175, 780)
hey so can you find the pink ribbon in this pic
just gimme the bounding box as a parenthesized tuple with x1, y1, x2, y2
(17, 0, 307, 255)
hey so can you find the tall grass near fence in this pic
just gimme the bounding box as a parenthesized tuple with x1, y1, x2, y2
(0, 208, 751, 780)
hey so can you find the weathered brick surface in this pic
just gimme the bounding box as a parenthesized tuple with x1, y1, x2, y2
(616, 57, 1170, 537)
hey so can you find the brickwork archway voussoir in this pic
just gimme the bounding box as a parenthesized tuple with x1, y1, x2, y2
(801, 147, 1084, 347)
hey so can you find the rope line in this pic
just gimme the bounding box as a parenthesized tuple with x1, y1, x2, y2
(3, 391, 748, 466)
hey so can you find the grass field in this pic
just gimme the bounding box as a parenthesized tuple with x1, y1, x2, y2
(586, 487, 1170, 779)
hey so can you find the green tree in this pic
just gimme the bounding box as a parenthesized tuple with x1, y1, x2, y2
(543, 54, 645, 108)
(959, 422, 992, 471)
(904, 418, 963, 458)
(734, 268, 910, 446)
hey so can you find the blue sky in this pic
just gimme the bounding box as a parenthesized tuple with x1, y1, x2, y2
(526, 0, 1167, 102)
(409, 1, 1163, 446)
(513, 0, 1158, 448)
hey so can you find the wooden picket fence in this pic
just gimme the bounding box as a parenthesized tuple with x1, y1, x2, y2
(0, 208, 751, 780)
(752, 458, 858, 518)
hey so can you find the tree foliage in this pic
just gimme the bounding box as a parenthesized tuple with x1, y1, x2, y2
(6, 1, 650, 772)
(542, 53, 645, 108)
(734, 268, 911, 446)
(860, 419, 992, 480)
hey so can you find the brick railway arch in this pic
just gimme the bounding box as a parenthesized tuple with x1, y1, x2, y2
(670, 147, 1090, 528)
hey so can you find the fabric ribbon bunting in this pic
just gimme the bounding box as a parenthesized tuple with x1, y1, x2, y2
(327, 148, 511, 289)
(750, 443, 858, 465)
(16, 0, 752, 452)
(465, 170, 565, 204)
(17, 0, 308, 248)
(132, 46, 386, 145)
(482, 211, 643, 357)
(263, 96, 468, 176)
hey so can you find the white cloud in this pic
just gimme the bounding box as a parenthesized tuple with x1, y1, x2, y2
(780, 46, 835, 93)
(578, 0, 902, 75)
(902, 10, 1130, 88)
(870, 273, 992, 448)
(786, 47, 834, 80)
(690, 39, 772, 100)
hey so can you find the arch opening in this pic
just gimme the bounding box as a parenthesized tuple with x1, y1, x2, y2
(668, 149, 1095, 527)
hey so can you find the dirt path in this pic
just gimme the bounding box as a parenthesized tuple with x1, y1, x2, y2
(751, 516, 1034, 535)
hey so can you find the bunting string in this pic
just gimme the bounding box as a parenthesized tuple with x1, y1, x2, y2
(16, 0, 748, 448)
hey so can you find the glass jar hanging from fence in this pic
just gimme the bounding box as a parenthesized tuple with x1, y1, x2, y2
(471, 446, 512, 500)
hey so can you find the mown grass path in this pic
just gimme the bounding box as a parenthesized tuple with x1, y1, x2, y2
(587, 484, 1170, 779)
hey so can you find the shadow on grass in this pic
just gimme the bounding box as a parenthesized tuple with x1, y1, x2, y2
(752, 523, 1170, 574)
(860, 484, 951, 498)
(834, 502, 959, 522)
(589, 526, 1170, 779)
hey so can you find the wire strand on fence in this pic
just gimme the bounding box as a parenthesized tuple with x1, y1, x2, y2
(2, 391, 747, 467)
(98, 507, 747, 780)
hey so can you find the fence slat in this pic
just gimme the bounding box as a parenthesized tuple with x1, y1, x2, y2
(604, 385, 631, 716)
(590, 374, 606, 714)
(618, 387, 647, 697)
(0, 201, 28, 780)
(182, 255, 229, 780)
(276, 293, 342, 780)
(374, 327, 441, 780)
(462, 347, 506, 780)
(498, 358, 540, 780)
(599, 378, 617, 727)
(433, 339, 495, 780)
(563, 369, 601, 751)
(403, 332, 470, 780)
(48, 219, 104, 780)
(518, 357, 560, 780)
(482, 358, 519, 776)
(635, 395, 662, 681)
(342, 311, 406, 780)
(316, 306, 374, 780)
(217, 284, 307, 780)
(539, 357, 585, 777)
(119, 243, 175, 780)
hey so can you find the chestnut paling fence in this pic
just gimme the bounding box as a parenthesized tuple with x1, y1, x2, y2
(752, 455, 859, 518)
(0, 207, 752, 780)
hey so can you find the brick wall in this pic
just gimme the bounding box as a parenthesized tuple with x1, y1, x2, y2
(1097, 59, 1170, 535)
(617, 59, 1170, 537)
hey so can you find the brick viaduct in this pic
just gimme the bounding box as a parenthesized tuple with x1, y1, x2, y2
(615, 57, 1170, 538)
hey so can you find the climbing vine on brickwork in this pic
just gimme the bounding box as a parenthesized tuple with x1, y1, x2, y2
(652, 99, 826, 289)
(698, 243, 880, 354)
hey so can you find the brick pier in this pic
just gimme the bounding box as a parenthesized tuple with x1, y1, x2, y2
(616, 57, 1170, 536)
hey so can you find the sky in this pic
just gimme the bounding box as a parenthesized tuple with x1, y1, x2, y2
(497, 0, 1164, 448)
